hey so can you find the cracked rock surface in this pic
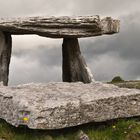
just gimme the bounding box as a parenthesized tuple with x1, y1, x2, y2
(0, 16, 119, 38)
(0, 82, 140, 129)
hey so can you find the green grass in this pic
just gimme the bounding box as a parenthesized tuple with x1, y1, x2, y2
(1, 80, 140, 140)
(109, 80, 140, 89)
(0, 118, 140, 140)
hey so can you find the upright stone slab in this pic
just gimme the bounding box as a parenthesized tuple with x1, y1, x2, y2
(62, 38, 94, 83)
(0, 31, 12, 86)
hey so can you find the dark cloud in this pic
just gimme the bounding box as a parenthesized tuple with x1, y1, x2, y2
(0, 0, 139, 17)
(9, 36, 62, 85)
(9, 49, 62, 85)
(12, 43, 62, 66)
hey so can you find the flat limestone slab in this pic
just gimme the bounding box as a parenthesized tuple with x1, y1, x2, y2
(0, 16, 119, 38)
(0, 82, 140, 130)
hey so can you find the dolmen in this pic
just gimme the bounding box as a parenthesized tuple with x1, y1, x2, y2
(1, 15, 139, 130)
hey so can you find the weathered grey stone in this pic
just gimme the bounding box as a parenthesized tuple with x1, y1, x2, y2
(62, 38, 94, 83)
(0, 16, 119, 38)
(0, 31, 12, 86)
(0, 82, 140, 130)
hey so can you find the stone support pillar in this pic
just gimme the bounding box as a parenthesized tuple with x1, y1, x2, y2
(0, 31, 12, 86)
(62, 38, 94, 83)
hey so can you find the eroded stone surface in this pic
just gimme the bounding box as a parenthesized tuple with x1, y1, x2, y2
(62, 38, 94, 83)
(0, 31, 12, 86)
(0, 16, 119, 38)
(0, 82, 140, 129)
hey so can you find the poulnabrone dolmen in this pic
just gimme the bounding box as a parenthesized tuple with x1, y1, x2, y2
(0, 15, 140, 130)
(0, 16, 119, 86)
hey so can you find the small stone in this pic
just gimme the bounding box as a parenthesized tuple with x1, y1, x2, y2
(124, 131, 127, 134)
(78, 130, 89, 140)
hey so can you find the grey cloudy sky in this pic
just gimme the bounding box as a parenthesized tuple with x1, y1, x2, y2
(0, 0, 139, 85)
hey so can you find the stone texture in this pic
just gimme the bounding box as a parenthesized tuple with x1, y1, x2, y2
(62, 38, 94, 83)
(0, 82, 140, 130)
(0, 31, 12, 86)
(0, 16, 119, 38)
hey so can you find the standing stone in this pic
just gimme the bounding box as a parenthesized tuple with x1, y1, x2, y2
(0, 31, 12, 86)
(62, 38, 94, 83)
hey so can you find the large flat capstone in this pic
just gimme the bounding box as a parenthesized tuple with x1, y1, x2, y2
(0, 16, 119, 38)
(0, 82, 140, 130)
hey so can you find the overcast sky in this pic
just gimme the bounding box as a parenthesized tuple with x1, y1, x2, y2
(0, 0, 139, 85)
